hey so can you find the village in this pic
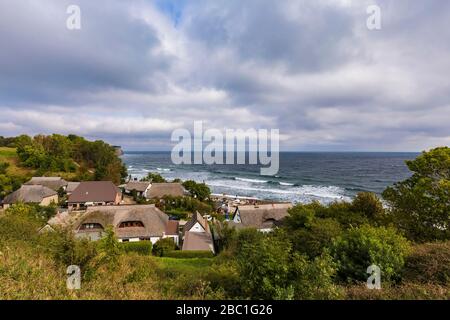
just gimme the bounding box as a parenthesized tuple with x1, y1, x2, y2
(0, 175, 293, 255)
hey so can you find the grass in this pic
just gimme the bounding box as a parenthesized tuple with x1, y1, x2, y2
(0, 147, 17, 158)
(0, 147, 34, 177)
(155, 257, 215, 273)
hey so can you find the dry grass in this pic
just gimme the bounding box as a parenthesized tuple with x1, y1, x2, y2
(0, 239, 219, 300)
(344, 283, 450, 300)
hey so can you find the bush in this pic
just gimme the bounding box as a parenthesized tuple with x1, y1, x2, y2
(0, 213, 41, 243)
(121, 241, 153, 256)
(0, 161, 9, 174)
(164, 250, 214, 259)
(235, 233, 292, 299)
(152, 238, 177, 257)
(402, 241, 450, 285)
(332, 225, 410, 283)
(291, 252, 343, 300)
(351, 192, 385, 221)
(235, 232, 340, 300)
(289, 218, 342, 258)
(46, 228, 98, 274)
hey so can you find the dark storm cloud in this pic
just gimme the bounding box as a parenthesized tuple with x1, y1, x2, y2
(0, 0, 172, 106)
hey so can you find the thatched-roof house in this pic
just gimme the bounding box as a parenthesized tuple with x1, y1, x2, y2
(182, 212, 214, 253)
(25, 177, 68, 191)
(228, 203, 293, 232)
(75, 205, 172, 243)
(2, 185, 58, 209)
(147, 183, 185, 199)
(124, 181, 151, 198)
(182, 231, 215, 252)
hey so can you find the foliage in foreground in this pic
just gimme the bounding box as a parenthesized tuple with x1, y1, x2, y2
(383, 147, 450, 242)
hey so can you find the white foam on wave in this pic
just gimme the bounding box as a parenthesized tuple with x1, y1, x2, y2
(207, 179, 349, 202)
(124, 163, 350, 204)
(279, 182, 295, 186)
(234, 177, 268, 183)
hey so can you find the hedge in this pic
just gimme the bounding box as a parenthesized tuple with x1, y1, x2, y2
(121, 241, 153, 255)
(164, 250, 214, 259)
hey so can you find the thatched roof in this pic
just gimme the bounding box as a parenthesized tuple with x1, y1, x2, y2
(25, 177, 68, 191)
(125, 181, 151, 192)
(3, 185, 57, 204)
(182, 231, 215, 253)
(147, 183, 185, 198)
(68, 181, 121, 203)
(230, 203, 292, 229)
(75, 205, 169, 239)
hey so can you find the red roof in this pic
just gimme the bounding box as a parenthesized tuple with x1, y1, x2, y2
(68, 181, 121, 203)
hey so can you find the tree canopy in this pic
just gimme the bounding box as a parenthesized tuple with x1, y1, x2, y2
(382, 147, 450, 242)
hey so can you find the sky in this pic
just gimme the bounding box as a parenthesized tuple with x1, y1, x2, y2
(0, 0, 449, 151)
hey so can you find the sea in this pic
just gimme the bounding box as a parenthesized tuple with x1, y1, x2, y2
(122, 152, 418, 204)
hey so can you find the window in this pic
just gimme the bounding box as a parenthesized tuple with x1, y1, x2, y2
(118, 221, 145, 228)
(80, 223, 103, 230)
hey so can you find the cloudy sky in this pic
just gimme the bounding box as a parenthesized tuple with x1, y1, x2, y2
(0, 0, 449, 151)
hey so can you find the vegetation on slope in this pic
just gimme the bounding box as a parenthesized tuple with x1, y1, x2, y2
(0, 146, 449, 300)
(0, 134, 127, 200)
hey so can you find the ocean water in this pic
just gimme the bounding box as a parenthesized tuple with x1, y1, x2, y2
(122, 152, 418, 204)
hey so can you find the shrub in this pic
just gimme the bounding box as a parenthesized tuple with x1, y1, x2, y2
(289, 218, 342, 258)
(97, 226, 122, 266)
(291, 252, 343, 300)
(164, 250, 214, 259)
(0, 213, 41, 243)
(0, 161, 9, 174)
(46, 228, 98, 274)
(121, 241, 153, 256)
(332, 225, 410, 283)
(152, 238, 176, 257)
(351, 192, 385, 221)
(235, 234, 292, 299)
(402, 241, 450, 285)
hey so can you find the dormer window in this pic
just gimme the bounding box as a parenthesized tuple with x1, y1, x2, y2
(80, 223, 103, 230)
(118, 221, 144, 228)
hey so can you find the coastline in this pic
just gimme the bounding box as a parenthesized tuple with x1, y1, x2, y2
(122, 151, 417, 204)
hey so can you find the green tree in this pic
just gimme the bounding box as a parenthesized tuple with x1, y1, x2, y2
(182, 180, 211, 201)
(289, 218, 342, 258)
(332, 225, 410, 283)
(382, 147, 450, 242)
(235, 231, 340, 299)
(141, 172, 167, 183)
(236, 233, 291, 299)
